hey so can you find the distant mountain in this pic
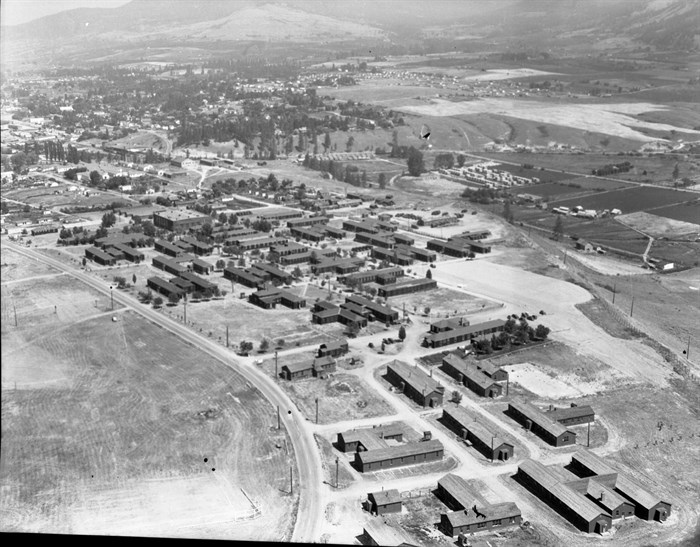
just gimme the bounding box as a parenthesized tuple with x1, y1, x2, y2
(2, 0, 697, 67)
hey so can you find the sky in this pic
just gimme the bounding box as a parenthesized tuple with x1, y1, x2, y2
(0, 0, 130, 26)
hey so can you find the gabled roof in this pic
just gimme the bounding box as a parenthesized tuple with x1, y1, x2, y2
(509, 401, 573, 439)
(387, 360, 442, 396)
(357, 440, 444, 465)
(546, 405, 595, 422)
(282, 361, 313, 373)
(368, 489, 402, 506)
(614, 474, 669, 510)
(438, 473, 474, 509)
(443, 502, 521, 527)
(571, 449, 616, 476)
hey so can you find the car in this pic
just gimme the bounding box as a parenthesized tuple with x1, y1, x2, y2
(429, 263, 436, 268)
(457, 284, 463, 289)
(461, 209, 468, 213)
(471, 211, 477, 215)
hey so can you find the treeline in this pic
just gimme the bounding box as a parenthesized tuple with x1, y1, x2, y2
(592, 161, 632, 176)
(302, 154, 369, 186)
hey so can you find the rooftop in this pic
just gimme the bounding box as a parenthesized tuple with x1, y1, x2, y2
(387, 360, 442, 395)
(154, 208, 209, 221)
(438, 473, 475, 509)
(357, 439, 444, 465)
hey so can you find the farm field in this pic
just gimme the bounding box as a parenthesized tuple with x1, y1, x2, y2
(278, 373, 397, 425)
(515, 182, 592, 198)
(493, 163, 576, 184)
(1, 309, 297, 540)
(566, 218, 650, 255)
(550, 186, 698, 216)
(4, 186, 132, 210)
(647, 201, 700, 226)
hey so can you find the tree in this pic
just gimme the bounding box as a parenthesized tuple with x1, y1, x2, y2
(218, 212, 228, 224)
(553, 215, 564, 241)
(132, 274, 137, 285)
(535, 324, 551, 340)
(398, 325, 406, 341)
(239, 340, 253, 355)
(457, 154, 466, 168)
(378, 172, 387, 189)
(672, 163, 680, 181)
(423, 306, 431, 315)
(292, 266, 303, 279)
(142, 221, 156, 237)
(216, 259, 226, 271)
(228, 213, 238, 225)
(259, 338, 270, 352)
(426, 269, 432, 279)
(323, 131, 331, 153)
(168, 293, 181, 305)
(406, 147, 424, 177)
(345, 136, 355, 152)
(89, 170, 102, 186)
(451, 390, 463, 403)
(153, 296, 164, 308)
(503, 200, 514, 223)
(101, 211, 117, 228)
(201, 222, 213, 239)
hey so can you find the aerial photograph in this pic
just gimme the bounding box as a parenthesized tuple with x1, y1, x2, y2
(1, 0, 698, 545)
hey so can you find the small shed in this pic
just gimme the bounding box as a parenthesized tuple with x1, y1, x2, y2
(367, 489, 402, 515)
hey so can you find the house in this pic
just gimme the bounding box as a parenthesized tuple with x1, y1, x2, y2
(508, 402, 577, 447)
(336, 424, 404, 453)
(281, 361, 314, 381)
(436, 473, 475, 511)
(108, 243, 145, 263)
(385, 360, 445, 408)
(191, 258, 213, 275)
(155, 239, 184, 257)
(354, 440, 444, 472)
(441, 354, 504, 398)
(85, 247, 116, 266)
(576, 240, 595, 253)
(378, 278, 437, 298)
(439, 503, 522, 537)
(569, 449, 671, 522)
(367, 489, 402, 516)
(312, 355, 336, 378)
(423, 319, 507, 349)
(545, 404, 595, 426)
(517, 459, 613, 534)
(441, 406, 514, 461)
(147, 276, 185, 299)
(318, 339, 349, 358)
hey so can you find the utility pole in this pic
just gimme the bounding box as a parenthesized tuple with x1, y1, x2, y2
(277, 405, 280, 429)
(563, 250, 567, 265)
(226, 325, 229, 348)
(184, 295, 187, 324)
(335, 457, 339, 488)
(630, 296, 635, 318)
(315, 397, 319, 424)
(13, 303, 18, 327)
(275, 350, 279, 380)
(687, 336, 691, 360)
(506, 376, 509, 396)
(110, 285, 114, 310)
(587, 421, 591, 447)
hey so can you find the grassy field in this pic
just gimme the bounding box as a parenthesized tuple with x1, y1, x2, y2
(278, 372, 396, 425)
(1, 306, 298, 539)
(1, 248, 60, 281)
(388, 287, 502, 318)
(313, 434, 356, 489)
(516, 182, 592, 198)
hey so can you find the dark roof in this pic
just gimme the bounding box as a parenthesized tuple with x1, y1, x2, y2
(320, 339, 348, 351)
(282, 361, 313, 373)
(615, 475, 668, 510)
(571, 449, 616, 476)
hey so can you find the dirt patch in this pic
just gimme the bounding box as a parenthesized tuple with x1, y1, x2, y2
(617, 211, 699, 238)
(1, 310, 297, 540)
(313, 434, 356, 490)
(576, 298, 645, 340)
(278, 373, 396, 425)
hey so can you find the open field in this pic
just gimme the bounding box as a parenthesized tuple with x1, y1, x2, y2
(278, 373, 396, 425)
(616, 211, 699, 238)
(514, 177, 633, 199)
(1, 248, 60, 281)
(389, 287, 502, 318)
(1, 309, 297, 539)
(397, 98, 700, 142)
(174, 294, 345, 350)
(4, 186, 131, 210)
(514, 182, 589, 198)
(550, 186, 699, 216)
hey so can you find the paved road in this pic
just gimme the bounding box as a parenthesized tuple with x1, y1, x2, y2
(4, 242, 324, 543)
